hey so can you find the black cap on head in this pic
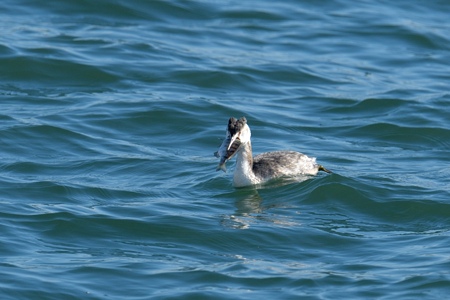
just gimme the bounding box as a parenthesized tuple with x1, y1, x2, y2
(227, 117, 246, 135)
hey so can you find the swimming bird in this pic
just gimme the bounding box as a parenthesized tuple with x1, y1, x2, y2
(215, 117, 331, 187)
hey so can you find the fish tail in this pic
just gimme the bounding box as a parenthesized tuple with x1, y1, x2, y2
(318, 165, 332, 173)
(216, 163, 227, 172)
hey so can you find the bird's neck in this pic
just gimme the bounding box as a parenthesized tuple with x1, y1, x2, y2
(233, 141, 256, 187)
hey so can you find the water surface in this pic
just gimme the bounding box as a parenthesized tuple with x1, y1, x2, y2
(1, 0, 450, 299)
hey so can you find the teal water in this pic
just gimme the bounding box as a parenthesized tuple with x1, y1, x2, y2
(1, 1, 450, 299)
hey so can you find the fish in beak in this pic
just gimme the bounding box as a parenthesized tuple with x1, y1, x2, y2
(214, 117, 247, 172)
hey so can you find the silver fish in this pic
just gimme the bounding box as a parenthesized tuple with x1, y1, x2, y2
(216, 139, 241, 172)
(215, 135, 241, 172)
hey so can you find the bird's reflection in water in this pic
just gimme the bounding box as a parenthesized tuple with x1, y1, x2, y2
(234, 191, 264, 215)
(221, 179, 305, 229)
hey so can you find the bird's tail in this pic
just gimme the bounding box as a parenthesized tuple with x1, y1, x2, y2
(318, 165, 332, 173)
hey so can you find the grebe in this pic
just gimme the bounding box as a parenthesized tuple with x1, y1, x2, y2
(215, 117, 331, 187)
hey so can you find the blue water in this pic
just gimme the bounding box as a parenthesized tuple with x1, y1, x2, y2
(1, 1, 450, 299)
